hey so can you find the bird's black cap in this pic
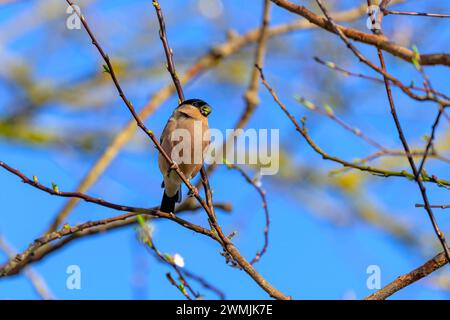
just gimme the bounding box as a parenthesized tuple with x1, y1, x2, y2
(179, 98, 212, 117)
(180, 99, 208, 108)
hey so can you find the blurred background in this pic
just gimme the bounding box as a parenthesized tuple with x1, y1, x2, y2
(0, 0, 449, 299)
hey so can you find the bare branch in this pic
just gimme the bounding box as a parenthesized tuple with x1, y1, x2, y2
(151, 0, 184, 102)
(382, 9, 450, 18)
(416, 204, 450, 210)
(225, 164, 270, 265)
(270, 0, 450, 66)
(365, 250, 448, 300)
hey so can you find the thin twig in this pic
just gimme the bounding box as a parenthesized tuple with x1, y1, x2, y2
(417, 104, 446, 176)
(415, 204, 450, 210)
(314, 57, 450, 101)
(382, 9, 450, 18)
(296, 96, 385, 150)
(151, 0, 184, 102)
(225, 164, 270, 265)
(136, 218, 195, 300)
(331, 149, 450, 175)
(269, 0, 450, 67)
(182, 269, 226, 300)
(166, 272, 191, 300)
(241, 0, 272, 127)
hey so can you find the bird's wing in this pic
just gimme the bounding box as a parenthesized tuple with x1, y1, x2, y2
(158, 116, 178, 181)
(160, 116, 178, 151)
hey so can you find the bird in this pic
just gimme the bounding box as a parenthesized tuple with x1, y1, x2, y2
(158, 98, 212, 213)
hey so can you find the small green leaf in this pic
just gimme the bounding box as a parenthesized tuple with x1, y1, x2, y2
(300, 116, 307, 125)
(324, 104, 334, 116)
(32, 175, 38, 183)
(303, 100, 316, 111)
(164, 253, 173, 262)
(102, 64, 111, 74)
(51, 182, 59, 193)
(295, 96, 316, 110)
(401, 170, 414, 181)
(325, 61, 336, 69)
(136, 215, 146, 227)
(421, 169, 428, 180)
(411, 45, 421, 70)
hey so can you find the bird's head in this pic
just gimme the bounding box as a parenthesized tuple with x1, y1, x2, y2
(180, 99, 212, 117)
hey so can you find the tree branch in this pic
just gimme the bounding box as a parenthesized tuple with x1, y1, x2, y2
(270, 0, 450, 66)
(365, 250, 448, 300)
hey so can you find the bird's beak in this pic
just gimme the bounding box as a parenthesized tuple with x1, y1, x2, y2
(201, 105, 212, 117)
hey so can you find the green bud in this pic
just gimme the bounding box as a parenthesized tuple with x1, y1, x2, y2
(164, 253, 172, 262)
(324, 104, 334, 116)
(411, 45, 421, 70)
(102, 64, 111, 74)
(136, 215, 146, 226)
(51, 182, 59, 193)
(325, 61, 336, 69)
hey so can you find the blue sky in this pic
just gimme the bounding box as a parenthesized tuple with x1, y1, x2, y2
(0, 0, 449, 299)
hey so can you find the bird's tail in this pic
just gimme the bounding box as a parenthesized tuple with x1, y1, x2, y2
(160, 189, 181, 213)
